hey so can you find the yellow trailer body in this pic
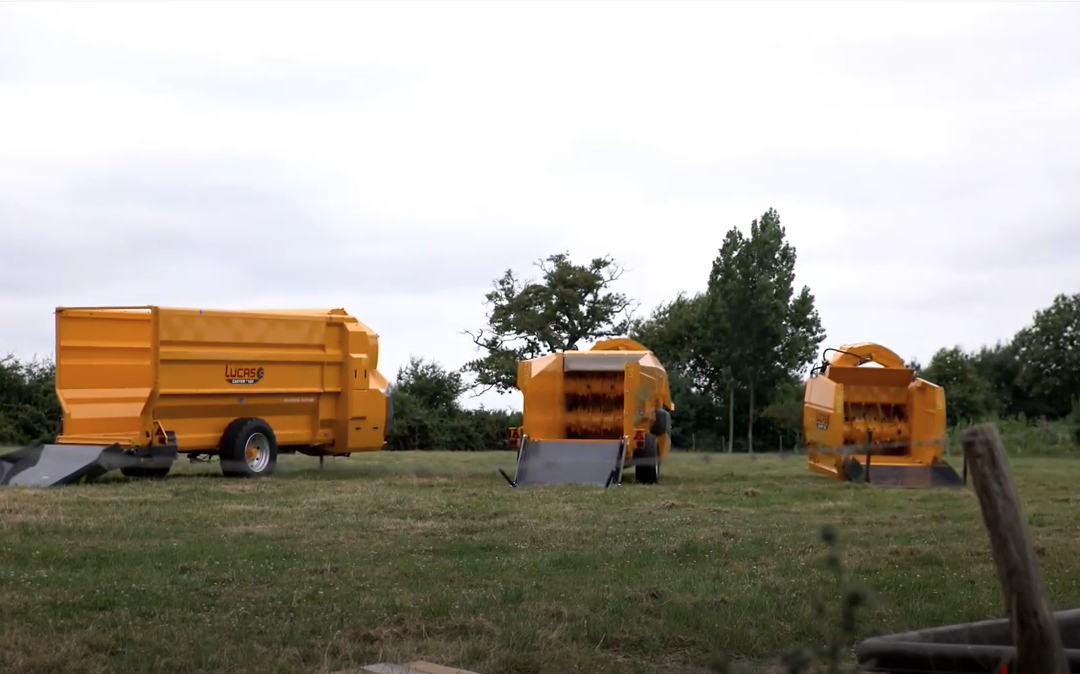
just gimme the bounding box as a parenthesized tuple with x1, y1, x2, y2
(504, 337, 674, 487)
(802, 342, 961, 487)
(0, 306, 392, 487)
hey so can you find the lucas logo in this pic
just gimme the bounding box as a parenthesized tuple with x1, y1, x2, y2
(815, 413, 829, 430)
(225, 365, 264, 385)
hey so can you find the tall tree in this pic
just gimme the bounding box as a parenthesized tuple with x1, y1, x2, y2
(462, 252, 637, 395)
(699, 209, 826, 451)
(1013, 292, 1080, 419)
(698, 229, 741, 451)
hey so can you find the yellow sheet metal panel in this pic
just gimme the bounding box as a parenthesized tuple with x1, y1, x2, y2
(804, 376, 836, 412)
(54, 307, 154, 445)
(908, 378, 946, 464)
(519, 354, 564, 441)
(52, 306, 389, 455)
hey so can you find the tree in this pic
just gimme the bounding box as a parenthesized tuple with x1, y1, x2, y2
(0, 354, 60, 446)
(699, 209, 826, 452)
(629, 292, 723, 449)
(698, 228, 741, 451)
(384, 356, 524, 452)
(385, 356, 467, 450)
(758, 375, 806, 449)
(968, 340, 1029, 419)
(1013, 292, 1080, 419)
(629, 292, 707, 385)
(394, 356, 467, 412)
(920, 346, 997, 425)
(462, 252, 637, 395)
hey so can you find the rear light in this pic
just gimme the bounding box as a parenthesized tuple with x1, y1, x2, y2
(633, 429, 645, 449)
(508, 427, 521, 448)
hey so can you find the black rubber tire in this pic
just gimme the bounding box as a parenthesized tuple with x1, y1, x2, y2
(650, 408, 671, 436)
(635, 433, 660, 484)
(219, 417, 278, 478)
(120, 466, 171, 479)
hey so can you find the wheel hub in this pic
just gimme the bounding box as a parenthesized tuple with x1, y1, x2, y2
(244, 432, 270, 473)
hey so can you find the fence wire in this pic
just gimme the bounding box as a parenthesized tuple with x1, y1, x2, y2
(177, 421, 1080, 480)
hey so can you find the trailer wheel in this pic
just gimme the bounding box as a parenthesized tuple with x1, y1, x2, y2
(219, 417, 278, 478)
(650, 409, 671, 436)
(635, 433, 660, 485)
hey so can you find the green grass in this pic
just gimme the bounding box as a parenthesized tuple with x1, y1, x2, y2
(2, 449, 1080, 674)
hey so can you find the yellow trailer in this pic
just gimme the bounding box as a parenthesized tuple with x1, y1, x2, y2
(0, 306, 392, 486)
(502, 337, 674, 487)
(802, 342, 962, 487)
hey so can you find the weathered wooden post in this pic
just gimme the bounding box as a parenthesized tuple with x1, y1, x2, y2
(960, 422, 1067, 673)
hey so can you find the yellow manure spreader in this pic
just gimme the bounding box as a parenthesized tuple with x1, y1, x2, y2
(0, 305, 392, 487)
(502, 337, 675, 488)
(802, 342, 963, 488)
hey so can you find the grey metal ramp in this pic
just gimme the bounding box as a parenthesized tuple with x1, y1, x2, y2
(0, 443, 127, 487)
(511, 437, 626, 487)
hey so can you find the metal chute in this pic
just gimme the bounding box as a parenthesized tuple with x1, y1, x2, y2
(500, 435, 627, 488)
(0, 442, 131, 487)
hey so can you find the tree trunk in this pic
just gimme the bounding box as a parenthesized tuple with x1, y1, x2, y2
(727, 382, 735, 453)
(747, 379, 755, 454)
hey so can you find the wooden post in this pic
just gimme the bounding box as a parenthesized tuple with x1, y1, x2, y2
(960, 423, 1067, 673)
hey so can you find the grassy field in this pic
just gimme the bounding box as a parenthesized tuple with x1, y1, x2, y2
(2, 449, 1080, 674)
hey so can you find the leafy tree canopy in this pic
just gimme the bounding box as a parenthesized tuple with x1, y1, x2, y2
(1014, 292, 1080, 418)
(392, 356, 467, 413)
(921, 346, 997, 425)
(697, 208, 826, 448)
(0, 354, 60, 445)
(629, 291, 707, 387)
(462, 252, 637, 394)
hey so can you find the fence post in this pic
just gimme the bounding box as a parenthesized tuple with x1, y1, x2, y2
(960, 423, 1067, 673)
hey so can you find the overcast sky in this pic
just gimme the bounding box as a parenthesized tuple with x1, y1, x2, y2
(1, 1, 1078, 411)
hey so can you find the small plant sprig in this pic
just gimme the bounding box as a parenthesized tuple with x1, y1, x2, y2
(780, 524, 871, 674)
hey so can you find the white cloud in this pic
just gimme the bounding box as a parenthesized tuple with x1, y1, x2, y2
(1, 0, 1078, 413)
